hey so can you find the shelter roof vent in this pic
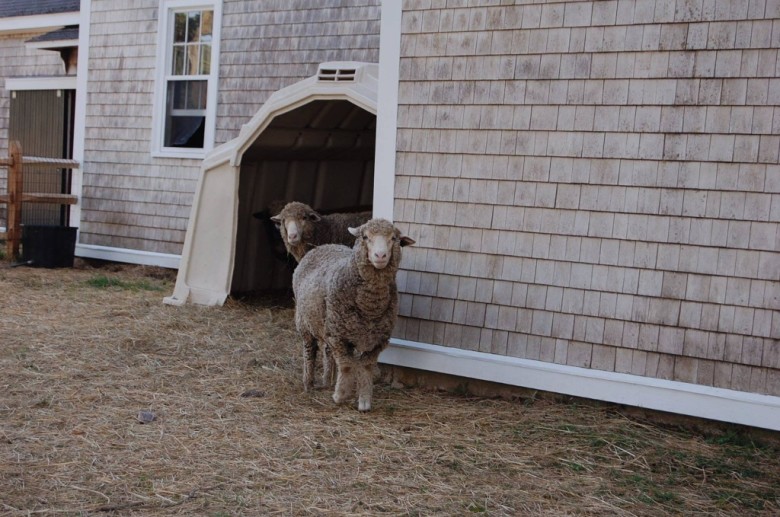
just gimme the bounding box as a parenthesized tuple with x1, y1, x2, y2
(317, 62, 367, 82)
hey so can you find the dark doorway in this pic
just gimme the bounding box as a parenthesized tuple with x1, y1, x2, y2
(9, 88, 76, 226)
(231, 99, 376, 297)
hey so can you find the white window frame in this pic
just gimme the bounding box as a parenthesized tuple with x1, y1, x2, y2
(152, 0, 221, 159)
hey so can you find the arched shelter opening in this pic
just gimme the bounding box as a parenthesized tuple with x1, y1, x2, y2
(165, 62, 378, 306)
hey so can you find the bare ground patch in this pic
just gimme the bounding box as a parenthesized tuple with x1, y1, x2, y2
(1, 262, 779, 516)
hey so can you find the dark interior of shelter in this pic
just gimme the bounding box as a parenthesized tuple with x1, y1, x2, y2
(231, 100, 376, 301)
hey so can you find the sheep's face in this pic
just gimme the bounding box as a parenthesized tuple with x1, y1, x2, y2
(270, 202, 321, 246)
(349, 220, 415, 270)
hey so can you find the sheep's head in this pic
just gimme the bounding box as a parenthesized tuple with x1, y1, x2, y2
(270, 201, 321, 246)
(348, 219, 415, 270)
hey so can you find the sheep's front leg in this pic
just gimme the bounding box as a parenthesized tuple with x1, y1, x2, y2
(302, 333, 318, 391)
(331, 342, 355, 404)
(356, 348, 383, 412)
(356, 361, 374, 412)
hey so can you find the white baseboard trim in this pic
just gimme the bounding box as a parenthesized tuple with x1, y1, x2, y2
(382, 338, 780, 431)
(75, 243, 180, 269)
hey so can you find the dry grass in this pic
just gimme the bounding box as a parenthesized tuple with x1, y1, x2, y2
(1, 261, 779, 516)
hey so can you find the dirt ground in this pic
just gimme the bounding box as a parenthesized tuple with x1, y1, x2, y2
(1, 261, 779, 516)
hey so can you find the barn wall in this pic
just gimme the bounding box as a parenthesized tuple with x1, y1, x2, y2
(0, 32, 66, 228)
(393, 1, 780, 397)
(81, 0, 193, 254)
(81, 0, 380, 255)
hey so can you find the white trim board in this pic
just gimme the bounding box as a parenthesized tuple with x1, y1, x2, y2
(76, 244, 180, 269)
(0, 12, 79, 33)
(5, 76, 77, 91)
(70, 0, 91, 231)
(381, 339, 780, 431)
(373, 0, 402, 221)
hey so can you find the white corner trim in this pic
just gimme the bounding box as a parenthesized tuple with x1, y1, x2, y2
(0, 12, 79, 33)
(70, 0, 91, 232)
(76, 243, 181, 269)
(382, 338, 780, 431)
(5, 76, 77, 91)
(373, 0, 402, 221)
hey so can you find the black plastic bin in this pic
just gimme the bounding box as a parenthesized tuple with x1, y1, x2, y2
(23, 225, 77, 268)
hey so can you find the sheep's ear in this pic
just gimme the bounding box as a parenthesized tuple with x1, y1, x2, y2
(348, 226, 361, 237)
(399, 236, 416, 247)
(309, 212, 322, 222)
(270, 215, 282, 229)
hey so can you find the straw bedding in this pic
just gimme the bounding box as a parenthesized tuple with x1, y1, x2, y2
(1, 262, 778, 516)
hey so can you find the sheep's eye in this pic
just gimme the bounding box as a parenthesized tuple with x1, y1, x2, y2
(362, 235, 368, 241)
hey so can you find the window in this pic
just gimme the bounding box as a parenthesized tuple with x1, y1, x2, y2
(153, 1, 221, 157)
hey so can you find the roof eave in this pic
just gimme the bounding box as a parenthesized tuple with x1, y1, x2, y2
(26, 38, 77, 50)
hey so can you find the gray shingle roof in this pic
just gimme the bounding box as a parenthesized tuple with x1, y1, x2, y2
(0, 0, 79, 19)
(27, 25, 79, 43)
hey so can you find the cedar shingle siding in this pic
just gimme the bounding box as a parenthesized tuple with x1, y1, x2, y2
(79, 0, 380, 254)
(394, 1, 780, 396)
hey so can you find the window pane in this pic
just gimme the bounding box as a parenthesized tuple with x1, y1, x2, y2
(165, 80, 207, 148)
(186, 44, 200, 75)
(165, 115, 205, 148)
(186, 82, 199, 110)
(201, 11, 213, 40)
(172, 45, 184, 75)
(172, 81, 188, 109)
(200, 44, 211, 75)
(187, 11, 201, 42)
(168, 80, 208, 111)
(174, 12, 186, 43)
(189, 80, 207, 109)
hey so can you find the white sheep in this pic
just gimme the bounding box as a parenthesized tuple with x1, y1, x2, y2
(270, 201, 371, 262)
(292, 218, 414, 411)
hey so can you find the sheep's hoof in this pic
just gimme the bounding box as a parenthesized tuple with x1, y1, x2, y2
(332, 392, 348, 404)
(358, 398, 372, 412)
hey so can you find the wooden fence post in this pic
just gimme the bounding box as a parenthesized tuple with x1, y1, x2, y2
(0, 142, 78, 261)
(7, 140, 22, 259)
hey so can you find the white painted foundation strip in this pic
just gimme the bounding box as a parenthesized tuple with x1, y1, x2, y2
(75, 244, 180, 269)
(382, 338, 780, 431)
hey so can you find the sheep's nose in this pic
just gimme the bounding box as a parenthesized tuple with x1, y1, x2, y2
(373, 251, 387, 260)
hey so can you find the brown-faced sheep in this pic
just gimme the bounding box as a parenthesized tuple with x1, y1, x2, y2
(292, 218, 414, 411)
(270, 201, 371, 262)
